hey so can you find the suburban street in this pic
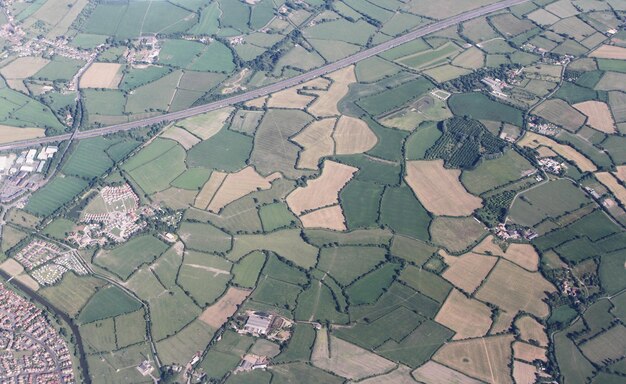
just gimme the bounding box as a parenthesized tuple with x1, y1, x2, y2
(0, 0, 530, 152)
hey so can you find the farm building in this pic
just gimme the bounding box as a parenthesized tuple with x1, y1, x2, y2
(244, 313, 273, 335)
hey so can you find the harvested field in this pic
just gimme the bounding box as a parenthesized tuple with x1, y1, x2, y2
(615, 166, 626, 182)
(299, 205, 346, 231)
(590, 44, 626, 60)
(308, 66, 356, 117)
(357, 365, 415, 384)
(292, 118, 336, 170)
(475, 259, 556, 318)
(513, 341, 547, 363)
(412, 361, 482, 384)
(533, 99, 586, 132)
(573, 101, 616, 133)
(0, 259, 24, 276)
(490, 311, 515, 335)
(536, 146, 558, 157)
(80, 63, 122, 88)
(177, 107, 234, 140)
(474, 236, 539, 271)
(198, 287, 250, 328)
(333, 116, 377, 155)
(515, 316, 548, 347)
(434, 289, 492, 340)
(16, 274, 40, 291)
(311, 330, 395, 380)
(518, 132, 597, 172)
(451, 47, 485, 69)
(160, 126, 200, 149)
(433, 335, 514, 384)
(0, 57, 49, 79)
(441, 251, 497, 294)
(0, 125, 46, 144)
(245, 96, 267, 108)
(405, 160, 482, 216)
(194, 172, 227, 209)
(207, 167, 281, 213)
(267, 86, 316, 109)
(513, 361, 538, 384)
(286, 160, 358, 215)
(596, 172, 626, 207)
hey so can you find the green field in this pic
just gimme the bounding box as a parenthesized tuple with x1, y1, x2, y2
(461, 150, 533, 194)
(340, 180, 384, 229)
(509, 180, 590, 227)
(178, 221, 232, 253)
(25, 175, 89, 216)
(357, 77, 434, 116)
(379, 184, 431, 241)
(187, 128, 253, 171)
(259, 203, 297, 232)
(317, 246, 386, 286)
(448, 92, 525, 126)
(232, 251, 265, 288)
(94, 235, 169, 280)
(346, 263, 400, 305)
(78, 286, 142, 324)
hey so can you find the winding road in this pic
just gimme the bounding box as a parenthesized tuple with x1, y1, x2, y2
(0, 0, 531, 152)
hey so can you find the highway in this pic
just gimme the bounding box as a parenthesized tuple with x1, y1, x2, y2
(0, 0, 530, 151)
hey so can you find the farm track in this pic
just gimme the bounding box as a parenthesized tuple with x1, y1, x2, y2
(0, 0, 532, 152)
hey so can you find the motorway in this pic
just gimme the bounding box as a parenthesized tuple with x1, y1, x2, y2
(0, 0, 530, 151)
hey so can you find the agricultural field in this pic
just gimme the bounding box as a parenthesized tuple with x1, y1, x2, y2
(7, 1, 626, 383)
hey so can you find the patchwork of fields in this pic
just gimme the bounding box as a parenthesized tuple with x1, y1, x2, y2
(3, 0, 626, 384)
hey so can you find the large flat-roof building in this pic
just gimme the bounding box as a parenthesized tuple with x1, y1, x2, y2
(243, 313, 273, 335)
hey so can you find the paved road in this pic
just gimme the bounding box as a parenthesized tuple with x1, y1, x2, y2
(0, 0, 530, 151)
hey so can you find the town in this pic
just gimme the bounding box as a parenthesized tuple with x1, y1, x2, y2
(0, 284, 75, 383)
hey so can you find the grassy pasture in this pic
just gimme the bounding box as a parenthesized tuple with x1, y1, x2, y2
(448, 92, 524, 126)
(114, 309, 147, 348)
(346, 263, 399, 305)
(431, 216, 487, 253)
(317, 246, 386, 286)
(40, 273, 104, 317)
(25, 175, 88, 216)
(232, 251, 265, 288)
(295, 281, 347, 324)
(178, 221, 232, 253)
(340, 180, 384, 229)
(259, 203, 297, 232)
(62, 137, 117, 179)
(377, 320, 454, 368)
(42, 218, 75, 240)
(275, 324, 316, 363)
(80, 318, 117, 353)
(405, 122, 442, 160)
(379, 183, 431, 241)
(187, 128, 253, 171)
(395, 41, 461, 69)
(94, 235, 169, 280)
(509, 180, 590, 227)
(303, 18, 376, 45)
(355, 57, 402, 83)
(357, 77, 434, 116)
(78, 286, 141, 324)
(127, 143, 186, 194)
(461, 150, 534, 195)
(178, 252, 231, 306)
(156, 320, 215, 366)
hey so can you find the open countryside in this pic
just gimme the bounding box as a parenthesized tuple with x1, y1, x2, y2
(0, 1, 626, 384)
